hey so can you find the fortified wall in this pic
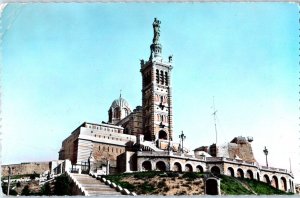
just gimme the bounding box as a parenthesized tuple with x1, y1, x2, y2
(2, 162, 50, 177)
(223, 136, 256, 162)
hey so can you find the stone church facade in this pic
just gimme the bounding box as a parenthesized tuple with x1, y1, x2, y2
(58, 18, 295, 192)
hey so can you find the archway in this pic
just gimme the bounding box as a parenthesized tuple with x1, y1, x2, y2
(271, 176, 279, 189)
(237, 168, 244, 179)
(211, 166, 220, 175)
(158, 130, 167, 140)
(156, 161, 166, 171)
(196, 165, 203, 173)
(246, 170, 253, 179)
(142, 161, 152, 171)
(227, 167, 234, 177)
(280, 177, 287, 191)
(205, 178, 220, 195)
(257, 172, 260, 181)
(263, 174, 271, 185)
(173, 162, 182, 172)
(185, 164, 193, 172)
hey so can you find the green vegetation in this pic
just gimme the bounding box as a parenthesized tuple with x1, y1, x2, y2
(245, 178, 293, 195)
(21, 185, 31, 195)
(220, 175, 254, 195)
(220, 175, 293, 195)
(103, 171, 174, 194)
(104, 172, 292, 195)
(40, 182, 52, 195)
(54, 173, 73, 195)
(182, 172, 203, 181)
(1, 173, 40, 181)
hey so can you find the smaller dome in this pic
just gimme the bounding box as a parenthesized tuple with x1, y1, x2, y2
(110, 97, 130, 109)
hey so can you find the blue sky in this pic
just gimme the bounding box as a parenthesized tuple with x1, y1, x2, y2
(2, 2, 299, 181)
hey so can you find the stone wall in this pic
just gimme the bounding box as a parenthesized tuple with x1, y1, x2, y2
(92, 142, 126, 165)
(2, 162, 50, 177)
(227, 142, 256, 162)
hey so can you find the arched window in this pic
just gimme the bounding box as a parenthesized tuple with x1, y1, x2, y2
(173, 162, 182, 172)
(160, 70, 164, 84)
(142, 161, 152, 171)
(124, 108, 129, 116)
(185, 164, 193, 172)
(271, 176, 279, 189)
(246, 170, 253, 179)
(211, 166, 221, 175)
(227, 167, 234, 177)
(156, 69, 159, 83)
(159, 130, 167, 140)
(156, 161, 166, 171)
(165, 72, 168, 85)
(196, 165, 204, 173)
(281, 177, 287, 191)
(237, 168, 244, 179)
(160, 96, 163, 103)
(263, 175, 271, 184)
(114, 107, 120, 118)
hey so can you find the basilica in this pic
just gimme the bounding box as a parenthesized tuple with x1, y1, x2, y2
(58, 18, 295, 192)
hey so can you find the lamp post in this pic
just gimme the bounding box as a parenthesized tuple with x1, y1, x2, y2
(179, 131, 186, 153)
(7, 167, 12, 196)
(263, 146, 269, 167)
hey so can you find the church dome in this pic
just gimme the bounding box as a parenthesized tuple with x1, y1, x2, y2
(110, 97, 130, 109)
(108, 95, 132, 124)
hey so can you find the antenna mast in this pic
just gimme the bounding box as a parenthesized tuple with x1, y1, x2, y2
(212, 97, 218, 145)
(289, 157, 292, 173)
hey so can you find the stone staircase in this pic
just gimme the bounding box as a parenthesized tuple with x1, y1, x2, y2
(140, 141, 163, 152)
(70, 173, 123, 196)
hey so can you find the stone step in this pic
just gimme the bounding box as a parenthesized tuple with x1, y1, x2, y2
(70, 173, 124, 196)
(87, 190, 122, 195)
(80, 183, 106, 186)
(83, 186, 115, 191)
(76, 180, 102, 184)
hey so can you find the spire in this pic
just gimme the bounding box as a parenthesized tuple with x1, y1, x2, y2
(119, 89, 122, 98)
(149, 18, 162, 60)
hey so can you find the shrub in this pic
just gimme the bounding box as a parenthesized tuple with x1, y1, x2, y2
(54, 173, 71, 195)
(40, 182, 52, 195)
(182, 172, 201, 181)
(139, 181, 155, 194)
(21, 185, 31, 195)
(29, 173, 39, 180)
(167, 172, 179, 177)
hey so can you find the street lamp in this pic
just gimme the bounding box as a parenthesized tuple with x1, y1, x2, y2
(179, 131, 186, 153)
(263, 146, 269, 167)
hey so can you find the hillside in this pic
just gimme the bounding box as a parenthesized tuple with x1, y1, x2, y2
(103, 171, 293, 196)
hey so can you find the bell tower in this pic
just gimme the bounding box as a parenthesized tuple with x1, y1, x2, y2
(140, 18, 173, 142)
